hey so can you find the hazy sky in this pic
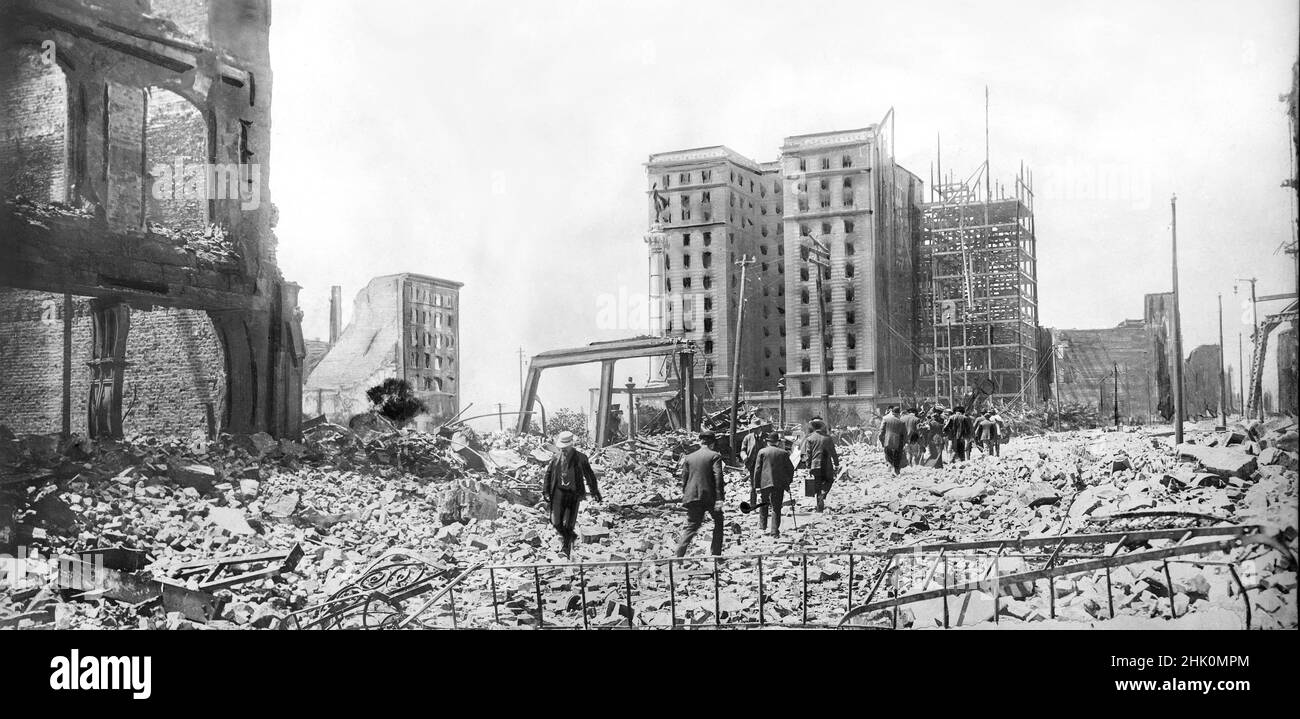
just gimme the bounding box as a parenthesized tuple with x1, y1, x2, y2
(269, 0, 1299, 430)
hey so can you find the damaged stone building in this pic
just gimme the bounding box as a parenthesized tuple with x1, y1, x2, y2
(645, 115, 923, 423)
(0, 0, 303, 439)
(1047, 293, 1177, 423)
(304, 273, 462, 427)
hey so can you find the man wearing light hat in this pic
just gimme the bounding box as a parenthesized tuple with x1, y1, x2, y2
(542, 430, 601, 558)
(675, 429, 727, 557)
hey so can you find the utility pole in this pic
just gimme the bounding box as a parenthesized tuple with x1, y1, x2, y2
(1237, 332, 1245, 417)
(1217, 293, 1227, 429)
(516, 347, 526, 402)
(496, 403, 504, 431)
(946, 322, 956, 405)
(1235, 277, 1259, 420)
(729, 254, 756, 457)
(805, 237, 833, 423)
(625, 377, 637, 441)
(1113, 362, 1120, 429)
(777, 375, 787, 428)
(1171, 195, 1185, 445)
(1051, 330, 1062, 431)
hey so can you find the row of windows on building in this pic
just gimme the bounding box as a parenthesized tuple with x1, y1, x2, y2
(411, 373, 449, 392)
(798, 261, 855, 280)
(409, 349, 454, 371)
(796, 190, 855, 211)
(661, 153, 858, 199)
(798, 332, 858, 352)
(667, 241, 789, 271)
(662, 168, 783, 197)
(796, 379, 859, 396)
(408, 286, 455, 310)
(800, 219, 857, 237)
(794, 176, 854, 193)
(410, 330, 455, 349)
(795, 154, 856, 172)
(409, 309, 455, 329)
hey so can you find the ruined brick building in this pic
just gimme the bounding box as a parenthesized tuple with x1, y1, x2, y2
(1047, 293, 1177, 424)
(304, 273, 462, 427)
(0, 0, 303, 439)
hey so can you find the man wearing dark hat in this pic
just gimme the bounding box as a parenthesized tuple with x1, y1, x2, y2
(751, 431, 795, 537)
(542, 430, 602, 558)
(675, 429, 727, 557)
(903, 407, 923, 467)
(740, 416, 766, 509)
(803, 419, 839, 512)
(976, 410, 1002, 457)
(878, 406, 907, 476)
(923, 408, 947, 467)
(944, 406, 973, 463)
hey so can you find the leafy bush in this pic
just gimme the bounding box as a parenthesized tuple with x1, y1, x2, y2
(365, 378, 427, 427)
(548, 408, 589, 441)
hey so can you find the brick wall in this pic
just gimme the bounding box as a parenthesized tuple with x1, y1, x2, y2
(147, 0, 211, 42)
(0, 46, 68, 202)
(0, 289, 226, 437)
(106, 81, 145, 229)
(1055, 323, 1162, 422)
(1183, 344, 1224, 418)
(145, 88, 209, 234)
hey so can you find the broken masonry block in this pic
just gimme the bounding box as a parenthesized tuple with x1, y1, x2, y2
(167, 462, 218, 494)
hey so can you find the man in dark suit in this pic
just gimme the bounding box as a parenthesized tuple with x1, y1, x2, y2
(675, 429, 727, 557)
(976, 410, 1002, 457)
(542, 430, 601, 558)
(878, 406, 908, 476)
(751, 432, 795, 537)
(945, 406, 973, 463)
(902, 407, 922, 467)
(740, 416, 765, 508)
(803, 419, 839, 512)
(923, 408, 947, 468)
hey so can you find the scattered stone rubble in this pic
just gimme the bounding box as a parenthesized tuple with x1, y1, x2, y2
(1, 414, 1295, 630)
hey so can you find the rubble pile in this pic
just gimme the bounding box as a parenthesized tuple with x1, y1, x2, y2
(1, 413, 1295, 630)
(144, 221, 240, 267)
(5, 195, 97, 228)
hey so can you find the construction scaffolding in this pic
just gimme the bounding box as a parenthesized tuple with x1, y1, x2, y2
(918, 161, 1039, 406)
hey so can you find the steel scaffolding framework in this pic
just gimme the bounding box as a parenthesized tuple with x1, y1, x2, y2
(918, 162, 1039, 405)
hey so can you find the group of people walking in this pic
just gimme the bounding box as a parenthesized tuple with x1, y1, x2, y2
(877, 405, 1004, 473)
(539, 405, 1003, 560)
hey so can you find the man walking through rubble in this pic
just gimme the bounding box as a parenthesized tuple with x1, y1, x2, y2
(975, 410, 1002, 458)
(945, 406, 973, 463)
(879, 406, 908, 476)
(803, 419, 839, 512)
(751, 431, 794, 537)
(543, 430, 601, 558)
(740, 416, 765, 509)
(923, 408, 946, 468)
(902, 407, 923, 467)
(675, 429, 727, 558)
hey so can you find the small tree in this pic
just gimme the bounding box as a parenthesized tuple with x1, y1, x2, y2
(549, 408, 589, 441)
(366, 378, 427, 427)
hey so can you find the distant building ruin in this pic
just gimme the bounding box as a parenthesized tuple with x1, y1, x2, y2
(304, 273, 462, 427)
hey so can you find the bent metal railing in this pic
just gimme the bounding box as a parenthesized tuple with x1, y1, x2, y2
(282, 524, 1292, 630)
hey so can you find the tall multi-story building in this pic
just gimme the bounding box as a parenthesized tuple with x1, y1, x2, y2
(305, 273, 462, 424)
(645, 147, 783, 398)
(645, 117, 925, 421)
